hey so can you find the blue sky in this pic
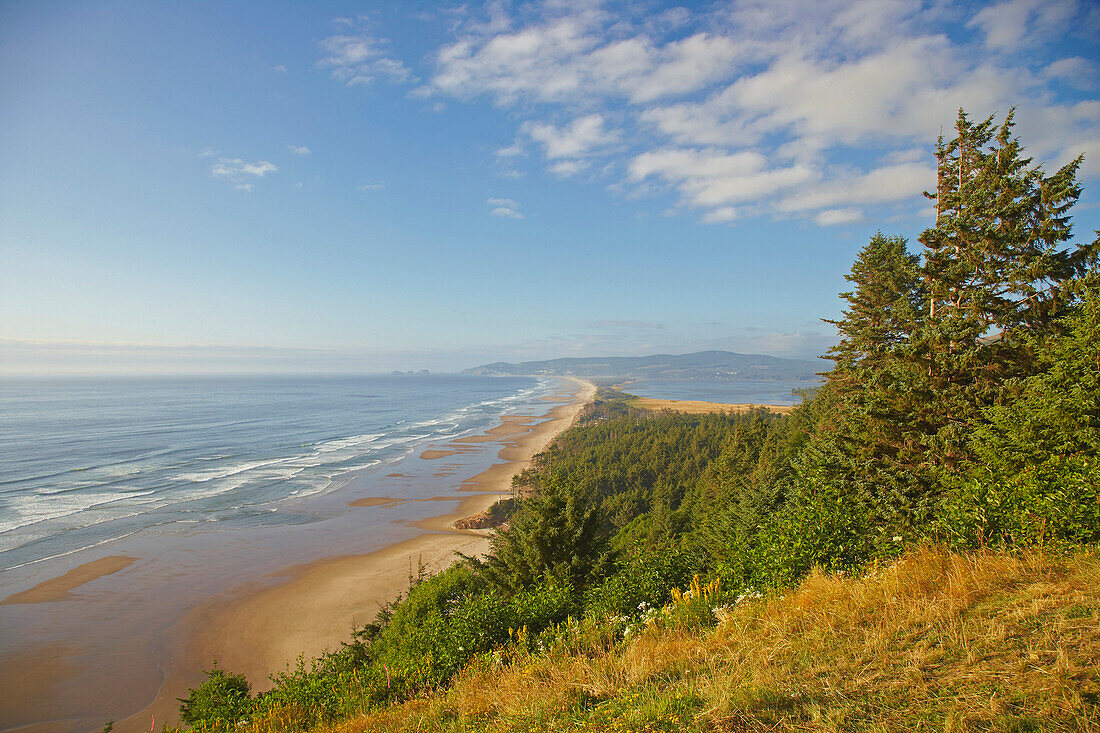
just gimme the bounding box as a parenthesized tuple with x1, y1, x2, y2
(1, 0, 1098, 374)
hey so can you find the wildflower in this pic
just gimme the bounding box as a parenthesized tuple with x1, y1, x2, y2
(712, 605, 735, 625)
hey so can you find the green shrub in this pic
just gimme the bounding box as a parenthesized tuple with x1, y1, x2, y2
(178, 664, 252, 729)
(583, 547, 696, 620)
(747, 480, 877, 587)
(938, 457, 1100, 549)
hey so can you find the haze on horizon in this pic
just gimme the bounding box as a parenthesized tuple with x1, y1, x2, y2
(2, 0, 1098, 375)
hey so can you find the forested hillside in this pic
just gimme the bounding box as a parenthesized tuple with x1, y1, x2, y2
(175, 111, 1099, 732)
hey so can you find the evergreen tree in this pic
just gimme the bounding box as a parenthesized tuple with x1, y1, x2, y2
(466, 475, 608, 592)
(818, 234, 933, 528)
(918, 109, 1097, 467)
(940, 274, 1100, 547)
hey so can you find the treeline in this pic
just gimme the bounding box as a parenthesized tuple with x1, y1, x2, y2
(175, 110, 1099, 731)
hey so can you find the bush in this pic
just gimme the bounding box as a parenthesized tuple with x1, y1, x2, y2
(178, 664, 252, 729)
(253, 644, 383, 728)
(747, 480, 877, 587)
(937, 457, 1100, 549)
(583, 547, 696, 620)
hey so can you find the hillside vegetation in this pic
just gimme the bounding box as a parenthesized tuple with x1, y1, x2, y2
(335, 547, 1100, 733)
(174, 111, 1099, 733)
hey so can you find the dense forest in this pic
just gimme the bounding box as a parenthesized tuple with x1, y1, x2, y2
(175, 110, 1099, 732)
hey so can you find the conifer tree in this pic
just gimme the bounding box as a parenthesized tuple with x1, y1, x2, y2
(466, 475, 607, 592)
(819, 234, 932, 525)
(918, 109, 1097, 467)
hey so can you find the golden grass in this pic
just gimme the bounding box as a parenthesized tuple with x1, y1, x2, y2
(311, 547, 1100, 732)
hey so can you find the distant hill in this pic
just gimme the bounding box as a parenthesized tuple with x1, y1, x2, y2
(461, 350, 819, 381)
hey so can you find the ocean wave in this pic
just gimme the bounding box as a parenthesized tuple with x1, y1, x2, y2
(0, 374, 555, 565)
(0, 489, 157, 536)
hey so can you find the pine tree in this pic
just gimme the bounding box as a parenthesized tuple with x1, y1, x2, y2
(918, 109, 1097, 467)
(819, 234, 933, 526)
(465, 475, 607, 592)
(941, 274, 1100, 547)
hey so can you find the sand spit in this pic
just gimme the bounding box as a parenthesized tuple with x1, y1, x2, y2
(628, 396, 794, 415)
(1, 556, 136, 606)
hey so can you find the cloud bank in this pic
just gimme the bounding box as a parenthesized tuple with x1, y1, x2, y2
(390, 0, 1100, 226)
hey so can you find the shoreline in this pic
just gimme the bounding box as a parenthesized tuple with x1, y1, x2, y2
(118, 377, 596, 732)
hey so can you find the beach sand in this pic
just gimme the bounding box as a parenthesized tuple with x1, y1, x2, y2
(348, 496, 406, 508)
(1, 555, 136, 605)
(116, 377, 595, 732)
(627, 396, 794, 414)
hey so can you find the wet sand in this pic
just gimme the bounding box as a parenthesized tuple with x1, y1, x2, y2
(116, 377, 595, 731)
(348, 496, 406, 508)
(1, 556, 136, 605)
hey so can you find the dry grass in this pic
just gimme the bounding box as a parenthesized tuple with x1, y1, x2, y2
(322, 547, 1099, 733)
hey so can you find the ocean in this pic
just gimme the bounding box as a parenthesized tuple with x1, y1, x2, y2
(0, 374, 547, 575)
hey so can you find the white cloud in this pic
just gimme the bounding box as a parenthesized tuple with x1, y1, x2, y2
(548, 159, 589, 177)
(211, 159, 277, 178)
(702, 207, 738, 224)
(1043, 57, 1097, 89)
(361, 1, 1100, 226)
(967, 0, 1079, 51)
(815, 208, 864, 226)
(428, 8, 750, 107)
(487, 196, 523, 218)
(778, 162, 935, 212)
(210, 157, 278, 191)
(287, 145, 312, 155)
(630, 148, 814, 210)
(495, 141, 525, 157)
(522, 114, 618, 159)
(319, 18, 412, 86)
(357, 183, 384, 191)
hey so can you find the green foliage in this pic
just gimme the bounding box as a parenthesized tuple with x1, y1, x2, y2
(939, 278, 1100, 548)
(583, 547, 696, 620)
(468, 475, 609, 592)
(373, 562, 579, 690)
(252, 642, 380, 727)
(177, 664, 252, 729)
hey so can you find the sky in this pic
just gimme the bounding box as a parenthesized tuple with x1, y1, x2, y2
(1, 0, 1098, 374)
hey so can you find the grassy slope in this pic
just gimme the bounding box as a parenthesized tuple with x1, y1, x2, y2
(314, 547, 1099, 733)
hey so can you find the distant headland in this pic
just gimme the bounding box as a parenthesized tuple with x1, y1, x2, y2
(461, 350, 818, 381)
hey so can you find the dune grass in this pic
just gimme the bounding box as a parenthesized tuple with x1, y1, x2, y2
(279, 546, 1100, 733)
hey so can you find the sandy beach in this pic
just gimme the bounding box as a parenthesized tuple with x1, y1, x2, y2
(115, 376, 595, 732)
(625, 396, 794, 415)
